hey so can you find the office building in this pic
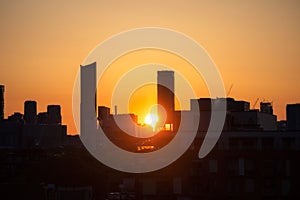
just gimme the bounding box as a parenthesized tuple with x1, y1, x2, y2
(287, 103, 300, 131)
(191, 98, 250, 112)
(37, 112, 48, 124)
(47, 105, 61, 124)
(98, 106, 110, 121)
(191, 98, 277, 131)
(80, 62, 97, 121)
(260, 102, 273, 114)
(24, 100, 37, 124)
(157, 71, 174, 130)
(0, 85, 4, 120)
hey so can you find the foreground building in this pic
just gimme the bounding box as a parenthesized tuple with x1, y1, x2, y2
(102, 130, 300, 200)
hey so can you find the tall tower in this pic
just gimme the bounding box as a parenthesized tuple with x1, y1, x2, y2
(80, 62, 97, 119)
(24, 100, 37, 124)
(287, 103, 300, 131)
(0, 85, 4, 121)
(47, 105, 62, 124)
(260, 102, 273, 115)
(80, 62, 97, 139)
(157, 71, 174, 130)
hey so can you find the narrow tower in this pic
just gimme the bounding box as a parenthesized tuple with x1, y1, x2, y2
(24, 100, 37, 124)
(0, 85, 4, 121)
(47, 105, 62, 124)
(157, 71, 175, 130)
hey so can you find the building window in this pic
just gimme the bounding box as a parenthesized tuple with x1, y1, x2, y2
(164, 123, 173, 131)
(157, 179, 171, 195)
(262, 138, 274, 150)
(245, 179, 255, 193)
(281, 179, 291, 196)
(282, 138, 295, 150)
(263, 179, 276, 195)
(285, 160, 291, 177)
(229, 138, 239, 150)
(238, 158, 245, 176)
(263, 159, 275, 177)
(227, 178, 240, 194)
(209, 159, 218, 173)
(245, 159, 254, 176)
(241, 138, 257, 150)
(173, 177, 181, 194)
(227, 159, 238, 176)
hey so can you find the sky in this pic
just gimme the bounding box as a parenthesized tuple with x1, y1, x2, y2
(0, 0, 299, 134)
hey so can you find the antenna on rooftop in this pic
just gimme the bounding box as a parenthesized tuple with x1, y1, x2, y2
(114, 105, 118, 115)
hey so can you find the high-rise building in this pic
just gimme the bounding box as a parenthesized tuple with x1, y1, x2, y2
(24, 100, 37, 124)
(81, 62, 97, 120)
(37, 112, 48, 124)
(260, 102, 273, 115)
(97, 106, 110, 127)
(157, 71, 174, 130)
(80, 62, 97, 141)
(98, 106, 110, 120)
(0, 85, 4, 121)
(287, 103, 300, 131)
(47, 105, 62, 124)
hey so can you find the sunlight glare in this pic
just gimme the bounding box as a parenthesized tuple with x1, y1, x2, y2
(144, 113, 158, 129)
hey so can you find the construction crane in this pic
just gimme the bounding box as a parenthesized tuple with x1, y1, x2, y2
(252, 98, 259, 109)
(227, 84, 233, 97)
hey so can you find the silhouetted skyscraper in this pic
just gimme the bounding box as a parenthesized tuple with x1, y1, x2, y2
(98, 106, 110, 120)
(80, 62, 96, 117)
(260, 102, 273, 115)
(37, 112, 48, 124)
(287, 103, 300, 131)
(47, 105, 62, 124)
(157, 71, 174, 129)
(80, 62, 97, 142)
(0, 85, 4, 121)
(24, 100, 37, 124)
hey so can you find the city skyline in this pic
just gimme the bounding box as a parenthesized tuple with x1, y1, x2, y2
(0, 1, 300, 134)
(0, 66, 297, 134)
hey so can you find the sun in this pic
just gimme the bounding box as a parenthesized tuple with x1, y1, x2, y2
(144, 113, 158, 128)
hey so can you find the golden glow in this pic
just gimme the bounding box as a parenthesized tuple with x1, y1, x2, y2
(1, 1, 300, 134)
(128, 84, 157, 125)
(144, 113, 158, 128)
(164, 123, 173, 132)
(137, 145, 155, 151)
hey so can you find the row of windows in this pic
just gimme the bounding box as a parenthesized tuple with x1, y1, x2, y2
(191, 159, 292, 177)
(191, 178, 291, 196)
(219, 137, 299, 150)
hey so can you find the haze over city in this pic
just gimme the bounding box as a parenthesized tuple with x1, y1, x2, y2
(0, 0, 299, 134)
(1, 1, 300, 199)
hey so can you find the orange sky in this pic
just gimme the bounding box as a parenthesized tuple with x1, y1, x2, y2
(0, 0, 299, 134)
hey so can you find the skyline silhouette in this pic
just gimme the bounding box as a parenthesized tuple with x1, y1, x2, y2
(1, 1, 300, 199)
(0, 78, 299, 135)
(1, 63, 300, 199)
(1, 1, 300, 134)
(1, 76, 300, 199)
(0, 0, 300, 200)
